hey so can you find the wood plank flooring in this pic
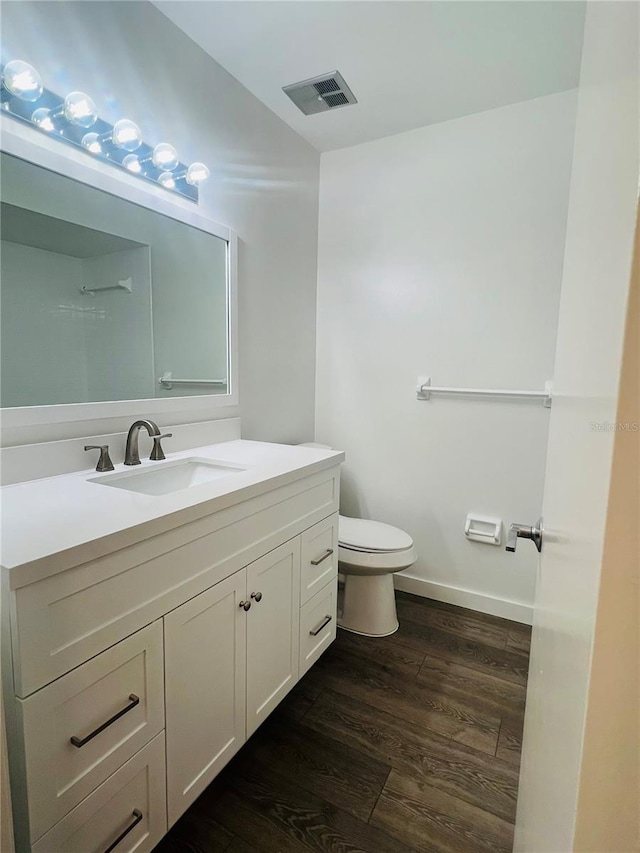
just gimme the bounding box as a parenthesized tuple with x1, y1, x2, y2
(153, 592, 531, 853)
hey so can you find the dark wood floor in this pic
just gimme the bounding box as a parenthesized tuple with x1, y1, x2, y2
(154, 592, 531, 853)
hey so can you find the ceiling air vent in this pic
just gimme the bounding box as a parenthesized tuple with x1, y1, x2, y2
(283, 71, 357, 116)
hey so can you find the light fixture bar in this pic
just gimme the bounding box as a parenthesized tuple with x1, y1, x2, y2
(0, 60, 209, 203)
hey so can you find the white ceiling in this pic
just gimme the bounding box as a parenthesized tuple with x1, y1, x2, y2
(154, 1, 586, 153)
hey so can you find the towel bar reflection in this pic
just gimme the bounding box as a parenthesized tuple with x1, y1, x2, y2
(416, 377, 553, 407)
(80, 277, 133, 296)
(159, 372, 227, 390)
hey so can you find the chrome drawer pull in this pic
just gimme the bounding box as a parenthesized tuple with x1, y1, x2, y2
(309, 615, 332, 636)
(102, 809, 143, 853)
(310, 548, 333, 566)
(70, 694, 140, 748)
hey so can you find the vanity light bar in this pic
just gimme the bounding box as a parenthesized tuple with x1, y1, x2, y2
(0, 60, 209, 203)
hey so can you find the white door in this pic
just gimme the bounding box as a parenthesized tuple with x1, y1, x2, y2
(513, 4, 639, 852)
(246, 539, 301, 736)
(164, 570, 247, 828)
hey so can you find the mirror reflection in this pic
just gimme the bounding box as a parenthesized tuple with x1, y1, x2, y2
(0, 153, 229, 408)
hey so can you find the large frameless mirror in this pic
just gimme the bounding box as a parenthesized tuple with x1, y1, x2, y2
(0, 150, 235, 416)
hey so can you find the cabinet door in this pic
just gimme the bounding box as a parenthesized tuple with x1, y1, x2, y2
(164, 570, 247, 827)
(246, 539, 301, 736)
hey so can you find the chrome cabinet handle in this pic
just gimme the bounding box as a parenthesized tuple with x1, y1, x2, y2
(310, 548, 333, 566)
(250, 591, 262, 602)
(239, 600, 251, 611)
(309, 615, 332, 636)
(102, 809, 143, 853)
(70, 694, 140, 748)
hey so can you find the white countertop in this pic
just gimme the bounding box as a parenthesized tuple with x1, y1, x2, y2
(1, 440, 344, 588)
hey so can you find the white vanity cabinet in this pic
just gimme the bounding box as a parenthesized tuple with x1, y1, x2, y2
(2, 457, 341, 853)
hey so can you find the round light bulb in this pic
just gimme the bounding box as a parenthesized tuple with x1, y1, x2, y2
(158, 171, 176, 189)
(112, 119, 142, 151)
(186, 162, 210, 186)
(81, 132, 102, 154)
(63, 91, 97, 128)
(152, 143, 179, 171)
(123, 154, 142, 174)
(1, 60, 43, 102)
(31, 107, 55, 132)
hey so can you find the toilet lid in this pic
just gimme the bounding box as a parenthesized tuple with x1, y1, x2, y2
(338, 515, 414, 553)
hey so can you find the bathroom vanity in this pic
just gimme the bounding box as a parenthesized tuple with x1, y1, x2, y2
(1, 441, 343, 853)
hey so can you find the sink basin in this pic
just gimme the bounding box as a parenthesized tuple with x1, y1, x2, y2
(91, 457, 246, 496)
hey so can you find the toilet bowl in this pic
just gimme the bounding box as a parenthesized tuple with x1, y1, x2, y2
(298, 443, 417, 637)
(338, 515, 417, 637)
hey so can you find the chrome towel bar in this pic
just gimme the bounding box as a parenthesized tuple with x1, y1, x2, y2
(416, 376, 552, 407)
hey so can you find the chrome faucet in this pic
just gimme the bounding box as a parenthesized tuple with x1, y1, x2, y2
(124, 419, 161, 466)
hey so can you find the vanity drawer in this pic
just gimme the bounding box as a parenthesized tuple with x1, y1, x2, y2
(18, 621, 164, 843)
(300, 513, 339, 605)
(31, 732, 166, 853)
(299, 578, 337, 677)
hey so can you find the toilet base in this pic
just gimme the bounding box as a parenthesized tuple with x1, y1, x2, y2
(339, 572, 400, 637)
(337, 620, 399, 638)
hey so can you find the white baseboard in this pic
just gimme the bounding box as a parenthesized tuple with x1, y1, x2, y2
(393, 572, 533, 625)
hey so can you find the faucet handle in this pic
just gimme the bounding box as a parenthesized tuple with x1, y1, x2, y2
(84, 445, 115, 472)
(150, 433, 172, 461)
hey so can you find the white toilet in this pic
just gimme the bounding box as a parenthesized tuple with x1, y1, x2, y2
(338, 515, 417, 636)
(298, 444, 417, 637)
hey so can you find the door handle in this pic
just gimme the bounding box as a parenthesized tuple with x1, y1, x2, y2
(506, 518, 543, 553)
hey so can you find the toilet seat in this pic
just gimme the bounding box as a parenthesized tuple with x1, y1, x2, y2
(338, 543, 418, 574)
(338, 515, 414, 554)
(338, 515, 416, 572)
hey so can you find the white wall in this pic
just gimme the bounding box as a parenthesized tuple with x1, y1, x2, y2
(316, 91, 578, 621)
(0, 0, 320, 445)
